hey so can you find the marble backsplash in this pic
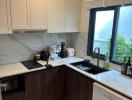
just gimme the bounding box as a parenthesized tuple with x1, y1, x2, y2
(0, 32, 76, 65)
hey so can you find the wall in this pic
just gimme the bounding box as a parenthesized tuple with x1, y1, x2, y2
(74, 0, 89, 58)
(0, 32, 76, 65)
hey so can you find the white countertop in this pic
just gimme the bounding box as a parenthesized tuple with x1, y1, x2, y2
(0, 62, 46, 79)
(38, 57, 83, 66)
(0, 63, 28, 78)
(0, 57, 132, 99)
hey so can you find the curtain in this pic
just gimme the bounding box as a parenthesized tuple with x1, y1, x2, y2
(124, 0, 132, 4)
(87, 0, 132, 9)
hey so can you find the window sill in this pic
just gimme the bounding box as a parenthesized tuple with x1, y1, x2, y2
(86, 54, 121, 71)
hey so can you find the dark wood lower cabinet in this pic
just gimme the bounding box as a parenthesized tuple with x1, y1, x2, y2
(40, 67, 65, 100)
(65, 67, 93, 100)
(25, 71, 41, 100)
(2, 92, 25, 100)
(3, 65, 93, 100)
(25, 67, 65, 100)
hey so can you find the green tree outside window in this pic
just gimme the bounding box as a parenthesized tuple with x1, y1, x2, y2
(106, 35, 132, 63)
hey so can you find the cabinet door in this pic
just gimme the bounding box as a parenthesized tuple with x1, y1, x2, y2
(65, 67, 93, 100)
(93, 83, 129, 100)
(0, 0, 11, 34)
(65, 68, 82, 100)
(25, 71, 41, 100)
(29, 0, 47, 29)
(3, 92, 25, 100)
(64, 0, 80, 32)
(47, 0, 65, 33)
(41, 67, 65, 100)
(25, 67, 65, 100)
(10, 0, 29, 29)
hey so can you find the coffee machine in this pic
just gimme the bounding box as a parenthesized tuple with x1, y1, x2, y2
(58, 42, 68, 58)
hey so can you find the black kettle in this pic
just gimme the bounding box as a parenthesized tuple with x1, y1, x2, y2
(40, 50, 50, 62)
(40, 50, 53, 68)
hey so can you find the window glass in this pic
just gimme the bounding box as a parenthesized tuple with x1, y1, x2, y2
(93, 10, 115, 55)
(113, 6, 132, 62)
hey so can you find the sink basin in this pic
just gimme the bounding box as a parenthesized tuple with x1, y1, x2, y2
(85, 67, 108, 75)
(70, 60, 109, 75)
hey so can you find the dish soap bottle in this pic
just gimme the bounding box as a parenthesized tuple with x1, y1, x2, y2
(103, 57, 110, 70)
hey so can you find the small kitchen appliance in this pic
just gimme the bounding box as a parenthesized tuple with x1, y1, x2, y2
(58, 42, 68, 58)
(49, 45, 60, 60)
(40, 50, 50, 62)
(21, 60, 43, 70)
(66, 48, 75, 57)
(40, 50, 53, 68)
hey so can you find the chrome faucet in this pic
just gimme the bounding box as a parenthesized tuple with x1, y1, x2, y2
(93, 47, 100, 67)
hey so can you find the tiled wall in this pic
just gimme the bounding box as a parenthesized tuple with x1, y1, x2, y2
(0, 32, 76, 65)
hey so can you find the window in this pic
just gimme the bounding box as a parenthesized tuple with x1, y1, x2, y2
(113, 6, 132, 63)
(93, 10, 114, 55)
(88, 5, 132, 64)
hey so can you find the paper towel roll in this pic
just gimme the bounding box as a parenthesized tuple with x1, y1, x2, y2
(0, 88, 2, 100)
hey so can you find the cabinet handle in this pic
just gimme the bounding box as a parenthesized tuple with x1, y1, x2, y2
(104, 94, 111, 99)
(110, 96, 114, 100)
(104, 95, 115, 100)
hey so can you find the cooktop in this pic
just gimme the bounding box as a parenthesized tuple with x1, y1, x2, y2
(21, 60, 44, 70)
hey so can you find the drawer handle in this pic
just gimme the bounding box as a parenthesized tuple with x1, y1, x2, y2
(104, 94, 114, 100)
(104, 94, 111, 99)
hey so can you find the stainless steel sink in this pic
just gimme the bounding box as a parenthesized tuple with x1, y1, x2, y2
(70, 60, 109, 75)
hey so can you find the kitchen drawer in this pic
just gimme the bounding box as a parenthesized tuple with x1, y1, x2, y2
(93, 83, 129, 100)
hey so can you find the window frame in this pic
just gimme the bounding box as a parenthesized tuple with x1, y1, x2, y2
(87, 5, 129, 65)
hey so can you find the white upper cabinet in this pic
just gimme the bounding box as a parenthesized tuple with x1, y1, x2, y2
(10, 0, 29, 29)
(10, 0, 47, 30)
(47, 0, 65, 33)
(47, 0, 81, 33)
(0, 0, 80, 33)
(0, 0, 12, 34)
(29, 0, 47, 29)
(64, 0, 81, 32)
